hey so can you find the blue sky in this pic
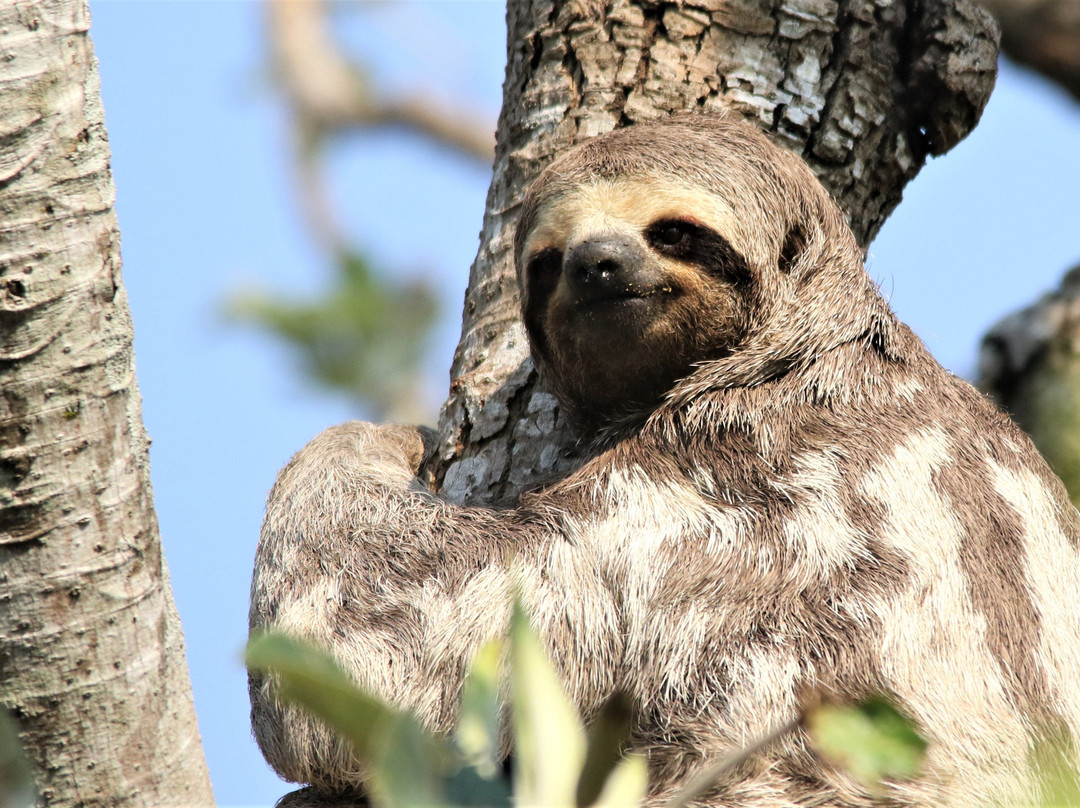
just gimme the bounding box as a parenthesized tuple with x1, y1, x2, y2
(87, 3, 1080, 806)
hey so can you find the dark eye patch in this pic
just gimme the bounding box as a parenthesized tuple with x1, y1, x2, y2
(645, 218, 703, 258)
(526, 248, 562, 286)
(645, 217, 752, 286)
(523, 247, 563, 360)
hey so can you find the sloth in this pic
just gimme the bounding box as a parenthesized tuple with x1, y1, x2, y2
(249, 113, 1080, 807)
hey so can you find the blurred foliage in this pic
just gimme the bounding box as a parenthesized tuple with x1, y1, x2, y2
(227, 250, 435, 420)
(576, 692, 634, 807)
(1031, 737, 1080, 807)
(248, 599, 1080, 807)
(245, 0, 494, 422)
(805, 696, 926, 791)
(248, 601, 999, 808)
(455, 640, 502, 781)
(979, 266, 1080, 508)
(0, 711, 34, 808)
(245, 602, 648, 808)
(247, 631, 476, 807)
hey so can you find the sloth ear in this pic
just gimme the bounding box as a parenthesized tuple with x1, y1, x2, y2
(778, 222, 808, 275)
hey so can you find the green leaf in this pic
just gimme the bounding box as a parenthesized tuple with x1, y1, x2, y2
(245, 632, 394, 762)
(443, 764, 513, 807)
(576, 691, 634, 807)
(225, 249, 436, 419)
(245, 632, 448, 807)
(1031, 738, 1080, 807)
(509, 602, 586, 806)
(456, 640, 504, 779)
(590, 754, 648, 808)
(377, 713, 447, 808)
(806, 696, 926, 789)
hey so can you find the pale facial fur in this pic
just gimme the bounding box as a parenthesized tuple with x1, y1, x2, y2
(521, 178, 751, 428)
(520, 179, 742, 259)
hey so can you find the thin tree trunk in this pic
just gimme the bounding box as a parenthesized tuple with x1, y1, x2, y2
(0, 1, 214, 805)
(432, 0, 999, 504)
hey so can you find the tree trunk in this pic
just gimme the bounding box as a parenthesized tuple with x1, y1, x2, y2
(433, 0, 998, 504)
(0, 1, 214, 805)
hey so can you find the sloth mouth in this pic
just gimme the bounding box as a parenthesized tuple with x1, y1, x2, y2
(577, 286, 673, 309)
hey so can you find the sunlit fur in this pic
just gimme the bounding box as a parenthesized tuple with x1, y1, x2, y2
(250, 113, 1080, 807)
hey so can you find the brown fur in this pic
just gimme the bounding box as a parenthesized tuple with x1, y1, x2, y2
(250, 113, 1080, 806)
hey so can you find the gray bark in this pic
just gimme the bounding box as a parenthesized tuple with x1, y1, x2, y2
(432, 0, 998, 505)
(0, 1, 214, 806)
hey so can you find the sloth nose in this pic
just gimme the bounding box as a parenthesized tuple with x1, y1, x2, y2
(564, 237, 641, 300)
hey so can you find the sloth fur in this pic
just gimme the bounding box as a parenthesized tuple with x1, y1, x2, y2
(249, 113, 1080, 807)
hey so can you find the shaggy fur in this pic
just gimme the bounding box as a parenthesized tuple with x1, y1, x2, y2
(250, 113, 1080, 806)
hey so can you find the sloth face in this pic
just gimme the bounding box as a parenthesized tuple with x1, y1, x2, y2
(520, 178, 754, 427)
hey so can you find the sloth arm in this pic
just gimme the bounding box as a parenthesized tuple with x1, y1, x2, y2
(248, 420, 620, 791)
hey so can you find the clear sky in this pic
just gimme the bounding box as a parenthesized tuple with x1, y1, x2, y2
(86, 2, 1080, 806)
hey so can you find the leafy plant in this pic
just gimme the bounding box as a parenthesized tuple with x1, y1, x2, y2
(246, 604, 1080, 807)
(805, 696, 926, 791)
(246, 603, 647, 808)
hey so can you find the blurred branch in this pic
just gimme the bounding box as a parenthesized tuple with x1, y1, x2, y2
(981, 0, 1080, 101)
(974, 0, 1080, 503)
(266, 0, 495, 161)
(980, 265, 1080, 504)
(236, 0, 499, 418)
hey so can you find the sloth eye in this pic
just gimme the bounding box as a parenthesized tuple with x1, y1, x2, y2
(526, 248, 562, 285)
(644, 218, 750, 284)
(646, 218, 700, 255)
(659, 225, 687, 246)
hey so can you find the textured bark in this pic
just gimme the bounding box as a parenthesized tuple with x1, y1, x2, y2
(981, 0, 1080, 101)
(0, 1, 214, 806)
(433, 0, 998, 505)
(980, 266, 1080, 505)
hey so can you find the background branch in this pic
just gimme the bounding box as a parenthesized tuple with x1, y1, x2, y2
(981, 0, 1080, 101)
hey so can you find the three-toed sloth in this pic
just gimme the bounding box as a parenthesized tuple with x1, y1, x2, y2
(249, 114, 1080, 806)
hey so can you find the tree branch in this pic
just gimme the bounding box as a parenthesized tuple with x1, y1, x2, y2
(266, 0, 495, 161)
(981, 0, 1080, 101)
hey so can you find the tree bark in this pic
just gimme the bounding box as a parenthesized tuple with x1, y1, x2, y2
(432, 0, 998, 505)
(980, 0, 1080, 101)
(0, 1, 214, 805)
